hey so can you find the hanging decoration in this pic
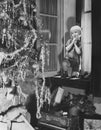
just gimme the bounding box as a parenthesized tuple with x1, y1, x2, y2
(0, 0, 50, 119)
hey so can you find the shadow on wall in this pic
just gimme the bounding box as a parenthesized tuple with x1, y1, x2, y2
(58, 16, 76, 65)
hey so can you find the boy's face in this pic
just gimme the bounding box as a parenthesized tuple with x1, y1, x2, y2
(71, 30, 81, 39)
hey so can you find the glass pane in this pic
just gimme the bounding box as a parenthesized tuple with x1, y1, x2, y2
(45, 45, 57, 71)
(40, 0, 57, 15)
(41, 16, 57, 43)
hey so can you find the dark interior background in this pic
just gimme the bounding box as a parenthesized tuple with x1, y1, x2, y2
(92, 0, 101, 97)
(76, 0, 83, 25)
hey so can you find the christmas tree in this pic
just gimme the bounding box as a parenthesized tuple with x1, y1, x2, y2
(0, 0, 50, 119)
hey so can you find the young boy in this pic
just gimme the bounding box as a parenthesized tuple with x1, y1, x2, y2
(65, 25, 82, 77)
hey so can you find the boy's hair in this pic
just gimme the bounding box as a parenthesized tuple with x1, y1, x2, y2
(70, 25, 81, 35)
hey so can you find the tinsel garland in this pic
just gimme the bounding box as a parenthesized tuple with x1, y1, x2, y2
(0, 0, 50, 119)
(36, 46, 45, 118)
(35, 45, 51, 118)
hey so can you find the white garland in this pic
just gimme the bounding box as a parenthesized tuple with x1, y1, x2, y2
(35, 45, 51, 118)
(35, 46, 45, 119)
(0, 29, 37, 65)
(35, 80, 41, 119)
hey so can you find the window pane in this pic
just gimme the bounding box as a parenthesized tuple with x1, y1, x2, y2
(45, 45, 57, 71)
(41, 16, 57, 43)
(40, 0, 57, 15)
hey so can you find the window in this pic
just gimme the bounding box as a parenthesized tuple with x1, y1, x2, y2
(36, 0, 62, 77)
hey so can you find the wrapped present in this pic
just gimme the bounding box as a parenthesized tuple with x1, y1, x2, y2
(0, 106, 32, 130)
(0, 88, 13, 113)
(38, 112, 70, 128)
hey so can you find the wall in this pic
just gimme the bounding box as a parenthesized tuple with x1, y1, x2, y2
(63, 0, 76, 53)
(81, 0, 92, 73)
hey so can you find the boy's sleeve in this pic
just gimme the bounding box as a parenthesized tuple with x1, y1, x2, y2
(65, 39, 70, 47)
